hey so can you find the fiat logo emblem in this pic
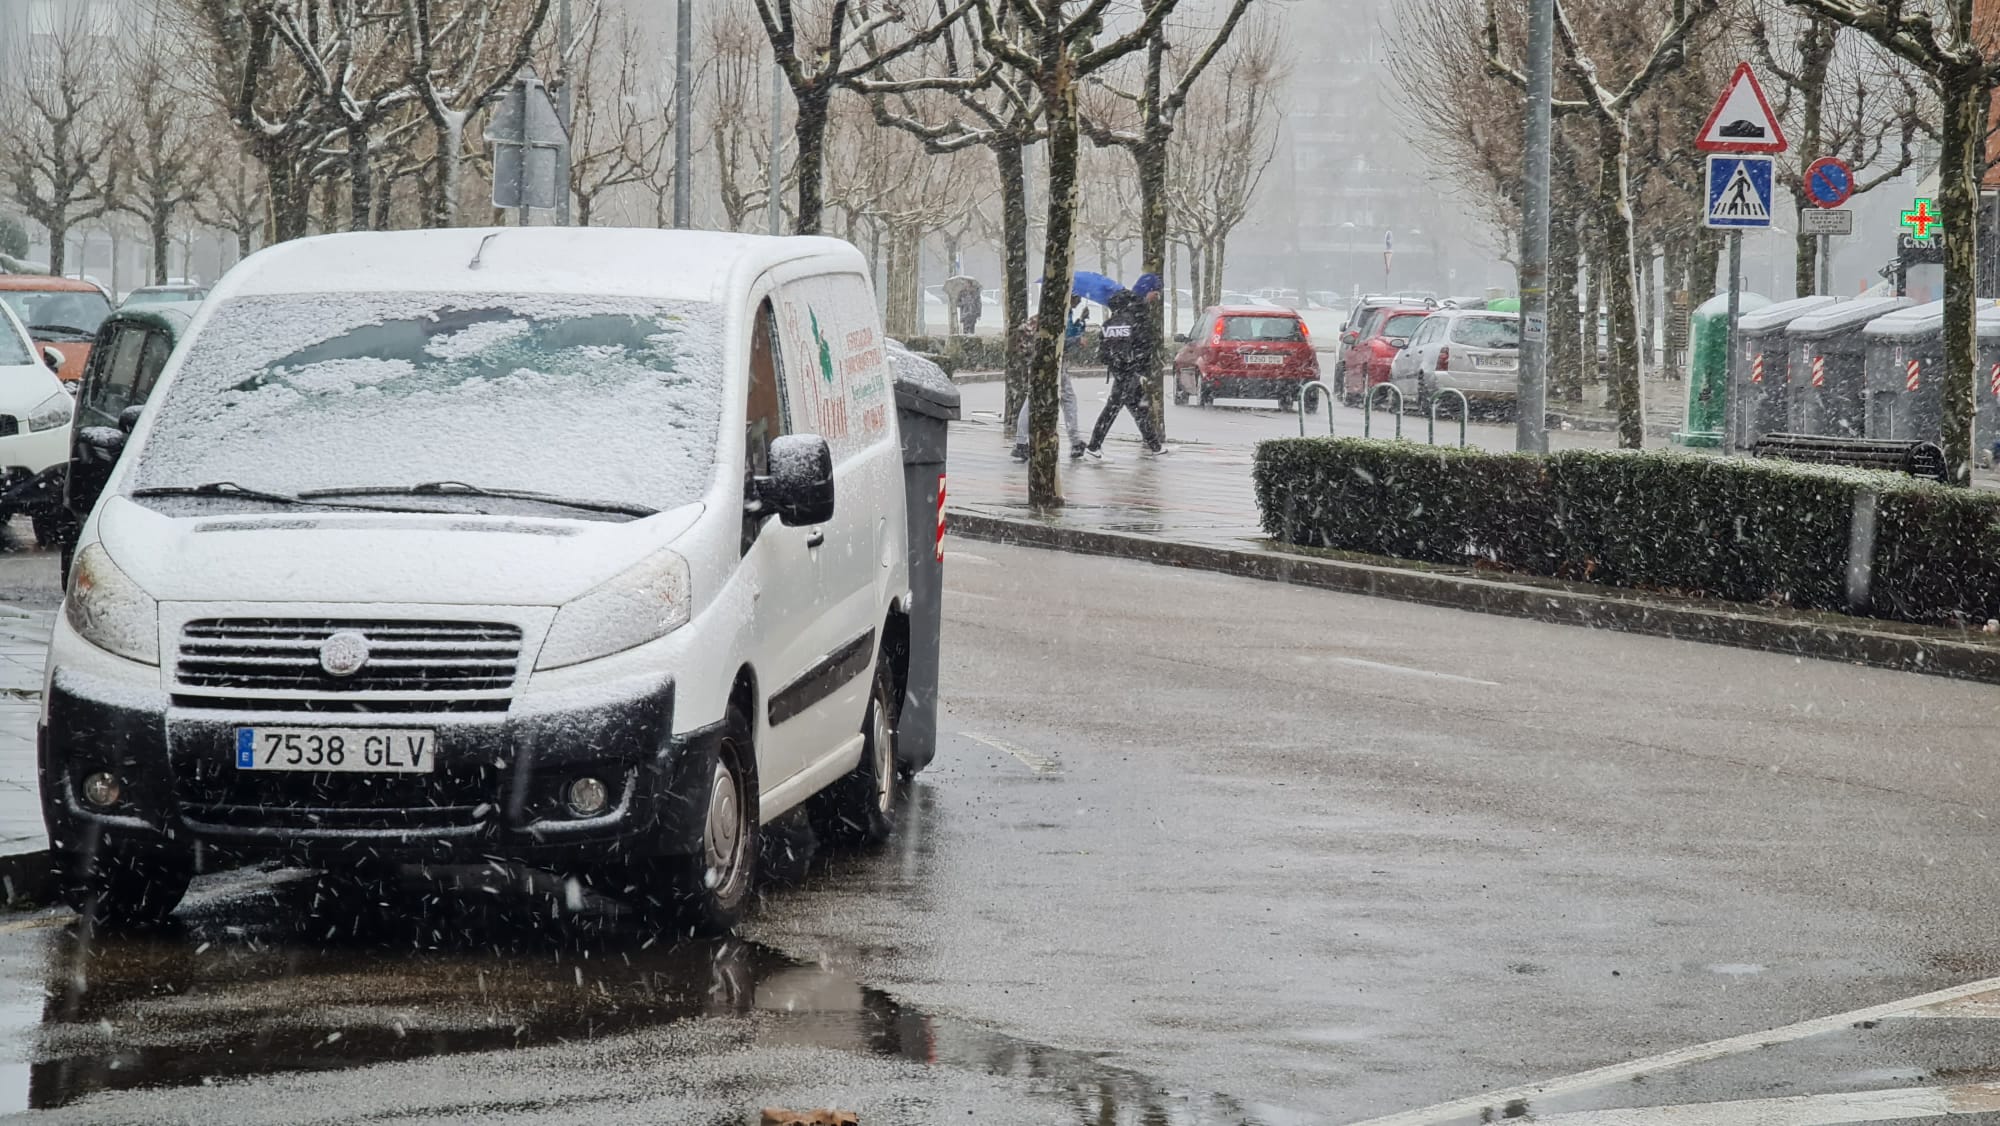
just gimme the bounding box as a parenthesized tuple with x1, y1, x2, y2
(318, 631, 371, 678)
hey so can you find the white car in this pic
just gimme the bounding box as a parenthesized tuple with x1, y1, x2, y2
(1388, 308, 1522, 414)
(0, 302, 75, 483)
(46, 227, 914, 932)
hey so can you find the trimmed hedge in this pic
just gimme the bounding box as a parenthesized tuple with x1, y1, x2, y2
(898, 331, 1105, 373)
(1254, 438, 2000, 627)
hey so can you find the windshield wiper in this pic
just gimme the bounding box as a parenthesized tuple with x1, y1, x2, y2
(27, 324, 94, 337)
(130, 481, 412, 512)
(297, 481, 658, 518)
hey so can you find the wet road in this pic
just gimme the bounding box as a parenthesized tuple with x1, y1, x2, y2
(5, 542, 2000, 1123)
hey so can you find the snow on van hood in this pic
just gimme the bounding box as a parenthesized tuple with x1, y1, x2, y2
(95, 497, 704, 606)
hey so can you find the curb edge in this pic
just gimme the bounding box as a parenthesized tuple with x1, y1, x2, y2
(947, 510, 2000, 686)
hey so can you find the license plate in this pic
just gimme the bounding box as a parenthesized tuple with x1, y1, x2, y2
(1244, 354, 1285, 366)
(236, 727, 437, 773)
(1473, 355, 1515, 369)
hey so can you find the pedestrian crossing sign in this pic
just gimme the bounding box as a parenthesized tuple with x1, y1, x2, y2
(1705, 154, 1775, 229)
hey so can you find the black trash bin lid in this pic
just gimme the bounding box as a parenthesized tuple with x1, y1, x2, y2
(886, 340, 961, 420)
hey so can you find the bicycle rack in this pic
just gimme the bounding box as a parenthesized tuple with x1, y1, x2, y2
(1427, 388, 1469, 447)
(1296, 380, 1338, 436)
(1363, 383, 1403, 439)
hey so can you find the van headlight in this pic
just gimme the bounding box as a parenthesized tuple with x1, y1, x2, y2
(536, 551, 691, 671)
(65, 544, 159, 665)
(25, 392, 71, 432)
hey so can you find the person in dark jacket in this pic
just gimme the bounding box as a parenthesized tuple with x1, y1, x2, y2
(1084, 276, 1167, 459)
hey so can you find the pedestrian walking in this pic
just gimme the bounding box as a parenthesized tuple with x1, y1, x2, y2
(942, 275, 981, 337)
(1084, 276, 1167, 460)
(959, 284, 983, 337)
(1012, 312, 1084, 461)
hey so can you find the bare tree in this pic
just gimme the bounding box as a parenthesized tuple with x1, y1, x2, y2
(1488, 0, 1714, 448)
(1166, 15, 1283, 312)
(193, 134, 269, 265)
(752, 0, 985, 235)
(975, 0, 1187, 507)
(1744, 0, 1927, 293)
(567, 10, 669, 226)
(111, 40, 209, 284)
(707, 3, 786, 232)
(403, 0, 554, 227)
(0, 11, 119, 275)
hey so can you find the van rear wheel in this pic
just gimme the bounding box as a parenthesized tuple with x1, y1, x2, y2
(810, 665, 899, 846)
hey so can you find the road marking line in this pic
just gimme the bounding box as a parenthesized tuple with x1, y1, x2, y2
(958, 730, 1060, 775)
(1346, 973, 2000, 1126)
(1889, 987, 2000, 1019)
(1335, 658, 1499, 687)
(1502, 1082, 2000, 1125)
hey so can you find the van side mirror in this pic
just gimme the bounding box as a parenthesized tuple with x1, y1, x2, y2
(1341, 331, 1359, 345)
(40, 346, 63, 372)
(1173, 333, 1190, 343)
(68, 426, 126, 522)
(753, 434, 835, 527)
(118, 405, 143, 433)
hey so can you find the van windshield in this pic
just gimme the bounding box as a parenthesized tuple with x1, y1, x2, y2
(128, 292, 726, 515)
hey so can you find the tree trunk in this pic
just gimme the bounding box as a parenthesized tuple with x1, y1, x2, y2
(267, 155, 311, 242)
(793, 85, 830, 236)
(884, 224, 922, 339)
(1689, 227, 1721, 303)
(1549, 213, 1580, 403)
(431, 114, 465, 229)
(1028, 68, 1083, 508)
(1596, 119, 1644, 449)
(1581, 239, 1602, 395)
(151, 211, 171, 285)
(997, 138, 1031, 443)
(44, 217, 70, 276)
(348, 121, 373, 232)
(577, 191, 594, 227)
(1937, 69, 1983, 485)
(236, 226, 252, 263)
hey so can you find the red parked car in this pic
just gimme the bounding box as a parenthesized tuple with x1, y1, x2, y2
(1172, 306, 1319, 408)
(1338, 304, 1433, 407)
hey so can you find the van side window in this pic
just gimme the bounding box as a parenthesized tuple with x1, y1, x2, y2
(745, 299, 789, 478)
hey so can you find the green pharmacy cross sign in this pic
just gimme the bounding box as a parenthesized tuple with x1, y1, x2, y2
(1900, 198, 1941, 244)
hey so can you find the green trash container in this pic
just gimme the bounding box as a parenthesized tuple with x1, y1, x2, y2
(1676, 291, 1770, 448)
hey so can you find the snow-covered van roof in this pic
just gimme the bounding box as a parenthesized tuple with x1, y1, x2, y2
(211, 228, 866, 306)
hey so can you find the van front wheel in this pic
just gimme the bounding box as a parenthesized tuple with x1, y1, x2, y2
(810, 665, 898, 846)
(57, 839, 193, 931)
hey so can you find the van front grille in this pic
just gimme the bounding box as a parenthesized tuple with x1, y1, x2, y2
(177, 619, 523, 694)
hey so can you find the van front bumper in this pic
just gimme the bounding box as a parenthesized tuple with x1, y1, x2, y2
(39, 663, 722, 869)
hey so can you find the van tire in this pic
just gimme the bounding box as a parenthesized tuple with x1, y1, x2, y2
(628, 704, 758, 934)
(57, 841, 193, 931)
(810, 664, 898, 846)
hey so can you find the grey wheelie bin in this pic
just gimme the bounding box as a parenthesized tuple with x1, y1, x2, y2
(1729, 296, 1834, 450)
(1861, 301, 1945, 442)
(888, 341, 960, 775)
(1786, 297, 1910, 437)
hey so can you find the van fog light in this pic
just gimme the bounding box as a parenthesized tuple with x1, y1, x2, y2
(81, 771, 121, 809)
(565, 777, 609, 818)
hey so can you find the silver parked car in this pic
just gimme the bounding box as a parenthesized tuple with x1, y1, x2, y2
(1388, 308, 1521, 414)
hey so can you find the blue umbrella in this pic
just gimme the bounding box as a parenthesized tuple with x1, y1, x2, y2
(1070, 271, 1124, 306)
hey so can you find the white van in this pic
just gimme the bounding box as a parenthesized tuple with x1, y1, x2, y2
(43, 228, 914, 931)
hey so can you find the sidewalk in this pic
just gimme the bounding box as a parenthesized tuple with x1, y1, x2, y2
(0, 608, 48, 904)
(942, 407, 2000, 685)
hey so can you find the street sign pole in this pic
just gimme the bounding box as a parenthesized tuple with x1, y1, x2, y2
(674, 0, 692, 229)
(1723, 232, 1742, 453)
(1517, 0, 1553, 454)
(554, 0, 572, 226)
(768, 63, 785, 236)
(516, 75, 531, 228)
(1819, 233, 1830, 296)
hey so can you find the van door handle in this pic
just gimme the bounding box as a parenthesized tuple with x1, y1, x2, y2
(806, 529, 826, 549)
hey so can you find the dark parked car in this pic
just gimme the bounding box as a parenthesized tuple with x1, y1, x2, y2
(1172, 306, 1320, 409)
(57, 305, 189, 581)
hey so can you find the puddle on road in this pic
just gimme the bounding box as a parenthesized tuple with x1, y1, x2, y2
(10, 850, 1280, 1124)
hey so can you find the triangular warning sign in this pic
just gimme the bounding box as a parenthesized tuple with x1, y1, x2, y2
(1696, 63, 1787, 154)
